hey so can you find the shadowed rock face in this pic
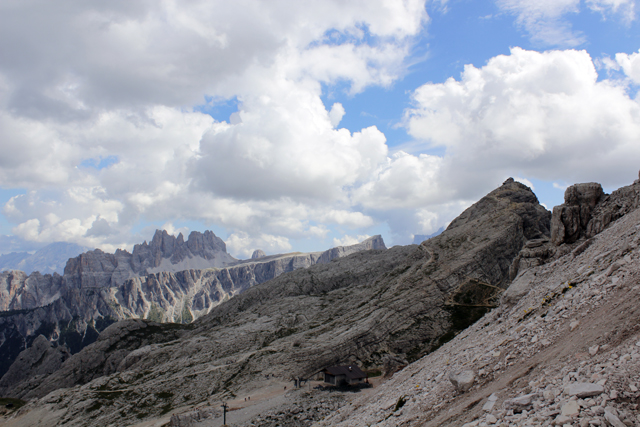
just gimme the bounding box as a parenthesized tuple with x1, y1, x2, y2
(0, 179, 554, 426)
(0, 335, 70, 395)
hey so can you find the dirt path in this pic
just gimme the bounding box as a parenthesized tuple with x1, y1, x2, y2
(194, 380, 292, 426)
(195, 378, 385, 426)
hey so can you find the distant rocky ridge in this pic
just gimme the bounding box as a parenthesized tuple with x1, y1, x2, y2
(413, 227, 444, 244)
(0, 179, 554, 426)
(0, 242, 90, 275)
(0, 233, 386, 378)
(63, 229, 237, 289)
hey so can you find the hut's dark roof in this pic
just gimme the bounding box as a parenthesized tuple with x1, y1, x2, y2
(323, 365, 367, 380)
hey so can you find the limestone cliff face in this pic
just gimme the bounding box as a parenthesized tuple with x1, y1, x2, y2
(0, 235, 386, 378)
(0, 271, 64, 311)
(0, 179, 555, 427)
(63, 230, 237, 289)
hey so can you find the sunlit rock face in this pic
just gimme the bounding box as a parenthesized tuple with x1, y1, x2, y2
(0, 232, 387, 378)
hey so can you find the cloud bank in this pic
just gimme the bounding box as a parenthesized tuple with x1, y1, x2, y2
(1, 1, 638, 257)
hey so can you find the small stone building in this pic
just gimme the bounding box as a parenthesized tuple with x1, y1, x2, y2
(322, 365, 367, 386)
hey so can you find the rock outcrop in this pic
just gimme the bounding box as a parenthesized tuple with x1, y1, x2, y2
(0, 179, 553, 426)
(551, 179, 640, 245)
(0, 319, 185, 399)
(0, 335, 70, 396)
(251, 249, 266, 259)
(551, 183, 604, 245)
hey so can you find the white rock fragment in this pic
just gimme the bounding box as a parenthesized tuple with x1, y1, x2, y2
(564, 382, 605, 398)
(448, 370, 475, 392)
(482, 393, 498, 412)
(503, 393, 538, 410)
(589, 345, 599, 356)
(570, 320, 580, 331)
(604, 407, 626, 427)
(561, 400, 580, 417)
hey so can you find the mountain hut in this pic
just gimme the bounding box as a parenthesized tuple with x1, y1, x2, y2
(322, 365, 367, 386)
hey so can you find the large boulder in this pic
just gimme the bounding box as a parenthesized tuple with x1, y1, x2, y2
(449, 370, 475, 392)
(550, 183, 604, 245)
(551, 178, 640, 246)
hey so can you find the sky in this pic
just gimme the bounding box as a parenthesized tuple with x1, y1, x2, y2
(0, 0, 639, 258)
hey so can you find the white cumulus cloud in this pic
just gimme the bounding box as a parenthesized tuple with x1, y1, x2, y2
(226, 232, 293, 259)
(332, 234, 371, 247)
(405, 47, 640, 193)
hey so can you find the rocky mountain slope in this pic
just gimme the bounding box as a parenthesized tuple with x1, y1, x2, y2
(0, 234, 385, 379)
(0, 178, 552, 426)
(0, 242, 90, 275)
(318, 177, 640, 427)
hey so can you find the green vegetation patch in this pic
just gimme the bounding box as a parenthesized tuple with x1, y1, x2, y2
(181, 301, 193, 324)
(155, 391, 174, 399)
(0, 398, 26, 411)
(146, 303, 165, 322)
(394, 395, 407, 412)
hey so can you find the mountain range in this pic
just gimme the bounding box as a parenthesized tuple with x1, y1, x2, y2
(0, 230, 385, 379)
(0, 175, 638, 426)
(0, 242, 90, 275)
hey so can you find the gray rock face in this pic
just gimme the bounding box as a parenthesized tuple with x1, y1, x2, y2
(551, 180, 640, 245)
(251, 249, 266, 259)
(64, 230, 237, 289)
(315, 235, 386, 264)
(0, 335, 70, 395)
(2, 320, 183, 399)
(551, 183, 604, 245)
(0, 270, 64, 311)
